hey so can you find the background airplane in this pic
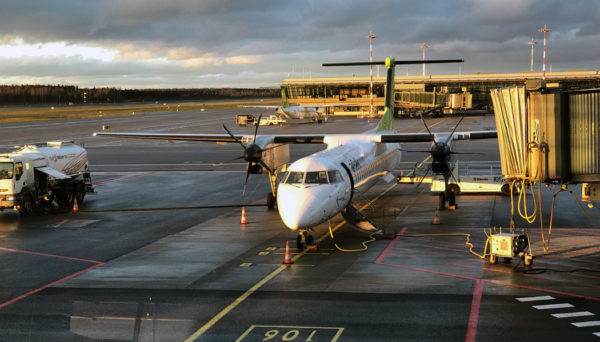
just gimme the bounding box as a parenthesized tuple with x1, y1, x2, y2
(95, 57, 496, 249)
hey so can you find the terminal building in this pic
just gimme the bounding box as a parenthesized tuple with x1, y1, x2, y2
(281, 71, 600, 116)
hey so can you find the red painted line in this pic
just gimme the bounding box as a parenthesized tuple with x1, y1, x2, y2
(375, 228, 406, 264)
(0, 247, 102, 264)
(0, 262, 105, 310)
(377, 260, 479, 281)
(465, 279, 483, 342)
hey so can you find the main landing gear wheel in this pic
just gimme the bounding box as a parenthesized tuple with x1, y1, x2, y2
(306, 234, 314, 246)
(266, 192, 275, 209)
(296, 234, 304, 250)
(296, 231, 314, 250)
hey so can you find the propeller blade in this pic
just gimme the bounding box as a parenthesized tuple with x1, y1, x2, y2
(223, 123, 246, 149)
(416, 163, 434, 188)
(444, 115, 465, 145)
(242, 163, 251, 197)
(212, 155, 245, 166)
(253, 113, 263, 142)
(258, 160, 274, 175)
(419, 114, 435, 142)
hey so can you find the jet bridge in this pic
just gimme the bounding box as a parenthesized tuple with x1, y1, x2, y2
(490, 85, 600, 188)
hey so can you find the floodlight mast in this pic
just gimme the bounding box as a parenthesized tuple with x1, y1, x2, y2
(323, 58, 464, 113)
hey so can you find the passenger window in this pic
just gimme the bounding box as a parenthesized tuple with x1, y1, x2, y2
(305, 171, 328, 184)
(15, 162, 22, 181)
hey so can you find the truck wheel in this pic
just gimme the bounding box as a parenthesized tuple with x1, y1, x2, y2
(448, 184, 460, 195)
(75, 185, 86, 204)
(18, 195, 36, 216)
(501, 183, 512, 196)
(56, 188, 74, 210)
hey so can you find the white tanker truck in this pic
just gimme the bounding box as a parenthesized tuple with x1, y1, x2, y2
(0, 141, 94, 215)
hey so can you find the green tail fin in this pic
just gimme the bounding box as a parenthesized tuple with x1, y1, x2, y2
(375, 106, 393, 132)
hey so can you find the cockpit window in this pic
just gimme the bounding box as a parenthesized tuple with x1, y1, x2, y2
(305, 171, 328, 184)
(0, 162, 13, 179)
(284, 171, 304, 184)
(328, 170, 343, 183)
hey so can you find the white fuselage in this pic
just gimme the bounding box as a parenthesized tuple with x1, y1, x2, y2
(277, 134, 400, 230)
(276, 106, 321, 120)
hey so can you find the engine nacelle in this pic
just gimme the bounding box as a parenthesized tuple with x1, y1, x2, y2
(247, 163, 263, 174)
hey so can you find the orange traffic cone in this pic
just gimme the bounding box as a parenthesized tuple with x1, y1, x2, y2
(72, 197, 79, 213)
(432, 208, 440, 225)
(283, 240, 294, 264)
(240, 206, 247, 224)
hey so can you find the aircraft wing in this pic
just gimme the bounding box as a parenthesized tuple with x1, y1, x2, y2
(379, 130, 497, 143)
(239, 105, 280, 109)
(94, 130, 495, 144)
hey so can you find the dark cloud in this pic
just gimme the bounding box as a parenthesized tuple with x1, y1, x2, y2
(0, 0, 597, 87)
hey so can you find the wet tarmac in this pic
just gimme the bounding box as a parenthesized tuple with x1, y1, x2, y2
(0, 109, 599, 341)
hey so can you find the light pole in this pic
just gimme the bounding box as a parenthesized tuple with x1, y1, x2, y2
(539, 25, 551, 80)
(366, 32, 376, 114)
(528, 38, 536, 72)
(421, 43, 429, 76)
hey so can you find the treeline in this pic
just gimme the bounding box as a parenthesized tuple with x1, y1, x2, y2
(0, 85, 279, 105)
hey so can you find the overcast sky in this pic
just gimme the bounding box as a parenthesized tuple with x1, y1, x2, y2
(0, 0, 598, 88)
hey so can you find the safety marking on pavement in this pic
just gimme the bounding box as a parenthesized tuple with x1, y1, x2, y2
(240, 263, 252, 267)
(552, 311, 594, 318)
(0, 247, 104, 310)
(235, 325, 344, 342)
(265, 247, 277, 251)
(258, 251, 270, 256)
(572, 321, 600, 328)
(516, 295, 555, 302)
(51, 219, 99, 229)
(533, 303, 574, 310)
(515, 296, 600, 339)
(184, 179, 398, 342)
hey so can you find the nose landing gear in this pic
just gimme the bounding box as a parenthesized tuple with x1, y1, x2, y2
(296, 230, 315, 250)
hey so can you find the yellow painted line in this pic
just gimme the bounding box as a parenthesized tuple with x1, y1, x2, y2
(184, 264, 288, 342)
(185, 180, 398, 341)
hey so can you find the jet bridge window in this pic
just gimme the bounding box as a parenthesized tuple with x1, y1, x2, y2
(305, 171, 329, 184)
(0, 162, 13, 179)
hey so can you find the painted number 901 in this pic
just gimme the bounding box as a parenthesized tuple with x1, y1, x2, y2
(263, 329, 317, 341)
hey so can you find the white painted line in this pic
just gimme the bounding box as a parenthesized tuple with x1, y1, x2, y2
(533, 303, 574, 310)
(593, 332, 600, 337)
(552, 312, 594, 318)
(572, 321, 600, 328)
(516, 296, 555, 302)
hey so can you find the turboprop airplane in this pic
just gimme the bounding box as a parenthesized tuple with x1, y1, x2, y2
(242, 104, 349, 123)
(242, 87, 359, 123)
(94, 57, 497, 250)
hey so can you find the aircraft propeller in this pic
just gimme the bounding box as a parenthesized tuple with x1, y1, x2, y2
(222, 113, 275, 195)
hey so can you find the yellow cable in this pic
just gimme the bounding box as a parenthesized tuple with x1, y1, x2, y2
(401, 232, 490, 260)
(328, 221, 379, 252)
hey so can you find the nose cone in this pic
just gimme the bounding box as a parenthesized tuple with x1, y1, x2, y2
(277, 184, 331, 230)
